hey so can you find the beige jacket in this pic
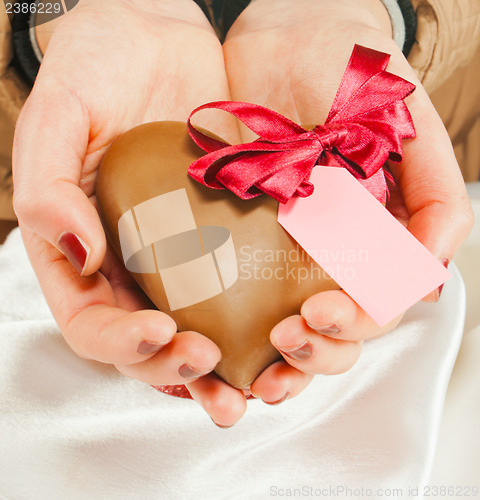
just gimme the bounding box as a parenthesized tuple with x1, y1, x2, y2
(0, 9, 29, 221)
(1, 0, 480, 225)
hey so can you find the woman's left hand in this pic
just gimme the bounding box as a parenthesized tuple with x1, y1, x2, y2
(218, 0, 473, 405)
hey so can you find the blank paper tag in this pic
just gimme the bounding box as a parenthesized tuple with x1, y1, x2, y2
(277, 167, 451, 326)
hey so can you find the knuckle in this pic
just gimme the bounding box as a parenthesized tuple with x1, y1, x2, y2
(12, 191, 36, 223)
(460, 201, 475, 234)
(13, 188, 57, 230)
(448, 198, 475, 238)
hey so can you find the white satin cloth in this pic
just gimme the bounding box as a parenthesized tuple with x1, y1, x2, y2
(430, 183, 480, 487)
(0, 223, 468, 499)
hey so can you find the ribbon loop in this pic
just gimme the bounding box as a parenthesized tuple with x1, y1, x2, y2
(187, 44, 415, 204)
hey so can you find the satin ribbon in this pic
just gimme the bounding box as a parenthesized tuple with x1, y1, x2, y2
(187, 44, 416, 204)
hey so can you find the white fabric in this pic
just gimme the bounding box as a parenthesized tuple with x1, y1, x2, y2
(430, 183, 480, 485)
(0, 225, 467, 499)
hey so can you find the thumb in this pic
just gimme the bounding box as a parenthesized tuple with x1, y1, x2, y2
(12, 83, 106, 276)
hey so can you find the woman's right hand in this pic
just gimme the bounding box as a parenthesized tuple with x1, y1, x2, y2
(222, 0, 474, 405)
(13, 0, 247, 426)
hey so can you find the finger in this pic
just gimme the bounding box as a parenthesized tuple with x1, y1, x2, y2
(250, 360, 313, 405)
(187, 373, 247, 428)
(13, 83, 106, 276)
(66, 306, 180, 365)
(96, 237, 155, 312)
(290, 59, 473, 300)
(300, 290, 403, 341)
(21, 225, 180, 366)
(270, 315, 363, 375)
(116, 331, 221, 385)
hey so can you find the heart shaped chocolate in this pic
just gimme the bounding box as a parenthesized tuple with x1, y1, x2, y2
(96, 122, 339, 389)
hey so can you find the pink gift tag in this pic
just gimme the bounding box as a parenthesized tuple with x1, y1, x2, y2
(277, 167, 451, 326)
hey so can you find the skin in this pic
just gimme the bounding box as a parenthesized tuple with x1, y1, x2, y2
(14, 0, 473, 427)
(223, 0, 474, 401)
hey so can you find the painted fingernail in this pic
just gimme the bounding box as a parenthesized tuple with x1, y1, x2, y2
(58, 232, 89, 275)
(436, 259, 450, 301)
(280, 341, 313, 361)
(211, 419, 233, 429)
(263, 392, 290, 406)
(306, 322, 340, 335)
(178, 363, 209, 379)
(137, 341, 166, 355)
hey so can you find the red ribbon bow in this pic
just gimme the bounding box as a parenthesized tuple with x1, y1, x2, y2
(187, 44, 416, 205)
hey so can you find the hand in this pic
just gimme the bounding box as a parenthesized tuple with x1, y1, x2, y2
(223, 0, 474, 403)
(13, 0, 249, 426)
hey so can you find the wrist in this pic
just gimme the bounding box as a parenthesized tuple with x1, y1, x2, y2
(34, 13, 62, 56)
(339, 0, 393, 37)
(34, 0, 211, 56)
(228, 0, 394, 41)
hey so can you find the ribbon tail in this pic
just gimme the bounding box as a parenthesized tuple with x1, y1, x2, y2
(327, 45, 391, 122)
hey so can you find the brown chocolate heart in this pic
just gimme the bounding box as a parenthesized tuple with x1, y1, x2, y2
(96, 122, 339, 389)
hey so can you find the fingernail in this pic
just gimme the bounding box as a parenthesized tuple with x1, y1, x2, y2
(211, 418, 233, 429)
(263, 392, 290, 406)
(58, 232, 89, 275)
(279, 341, 313, 361)
(137, 341, 166, 355)
(306, 322, 340, 335)
(178, 363, 209, 379)
(436, 259, 450, 301)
